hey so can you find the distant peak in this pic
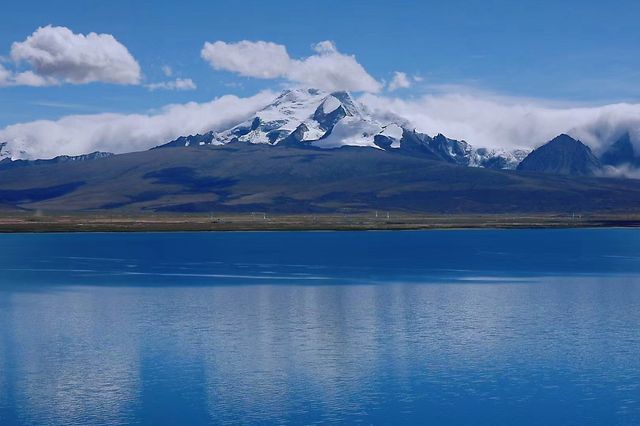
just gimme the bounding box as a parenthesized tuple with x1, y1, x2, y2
(600, 132, 636, 167)
(518, 133, 601, 176)
(612, 132, 632, 146)
(550, 133, 579, 144)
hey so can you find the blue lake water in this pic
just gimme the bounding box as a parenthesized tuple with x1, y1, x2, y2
(0, 229, 639, 425)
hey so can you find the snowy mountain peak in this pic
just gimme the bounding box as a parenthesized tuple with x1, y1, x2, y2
(198, 88, 385, 148)
(158, 88, 530, 170)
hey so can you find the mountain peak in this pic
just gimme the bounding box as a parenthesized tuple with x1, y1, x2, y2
(159, 87, 381, 148)
(517, 134, 601, 176)
(601, 132, 636, 167)
(155, 88, 529, 171)
(549, 133, 580, 145)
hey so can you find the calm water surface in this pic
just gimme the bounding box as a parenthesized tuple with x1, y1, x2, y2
(0, 229, 639, 425)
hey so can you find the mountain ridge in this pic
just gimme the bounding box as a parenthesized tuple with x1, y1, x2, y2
(1, 142, 639, 214)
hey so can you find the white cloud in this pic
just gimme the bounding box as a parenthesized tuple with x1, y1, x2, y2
(12, 70, 55, 87)
(388, 71, 411, 91)
(145, 78, 197, 91)
(0, 63, 56, 88)
(360, 90, 640, 152)
(6, 25, 140, 86)
(312, 40, 337, 54)
(0, 64, 11, 85)
(161, 65, 173, 77)
(201, 40, 382, 93)
(0, 91, 274, 160)
(201, 40, 291, 79)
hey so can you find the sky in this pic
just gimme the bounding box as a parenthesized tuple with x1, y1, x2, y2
(1, 0, 640, 158)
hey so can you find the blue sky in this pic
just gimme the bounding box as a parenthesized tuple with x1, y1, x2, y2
(1, 0, 640, 127)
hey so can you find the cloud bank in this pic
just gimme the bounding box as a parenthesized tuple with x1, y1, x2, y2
(2, 25, 141, 87)
(201, 40, 382, 93)
(360, 92, 640, 153)
(2, 87, 640, 162)
(0, 92, 274, 159)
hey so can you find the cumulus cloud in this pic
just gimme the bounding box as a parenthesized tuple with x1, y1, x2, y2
(360, 91, 640, 152)
(201, 40, 382, 93)
(4, 25, 140, 86)
(201, 40, 291, 79)
(0, 91, 274, 160)
(161, 65, 173, 77)
(145, 78, 197, 91)
(388, 71, 411, 91)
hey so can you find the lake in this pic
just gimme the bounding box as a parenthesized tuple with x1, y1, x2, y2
(0, 229, 639, 425)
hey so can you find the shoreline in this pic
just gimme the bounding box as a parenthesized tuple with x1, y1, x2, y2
(1, 213, 640, 233)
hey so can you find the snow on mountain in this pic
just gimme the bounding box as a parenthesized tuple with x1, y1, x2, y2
(207, 88, 385, 148)
(1, 87, 529, 170)
(321, 95, 342, 114)
(158, 88, 386, 148)
(469, 148, 531, 170)
(158, 88, 531, 170)
(380, 123, 404, 145)
(313, 115, 383, 148)
(213, 88, 327, 145)
(428, 133, 474, 165)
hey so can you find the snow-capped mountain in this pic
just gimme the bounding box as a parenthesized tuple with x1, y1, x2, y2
(161, 88, 393, 149)
(158, 88, 529, 170)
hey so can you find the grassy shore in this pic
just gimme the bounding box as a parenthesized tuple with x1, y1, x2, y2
(1, 212, 640, 232)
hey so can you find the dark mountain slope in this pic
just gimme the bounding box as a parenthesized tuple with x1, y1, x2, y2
(0, 143, 638, 214)
(600, 133, 638, 167)
(517, 134, 602, 176)
(0, 151, 113, 170)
